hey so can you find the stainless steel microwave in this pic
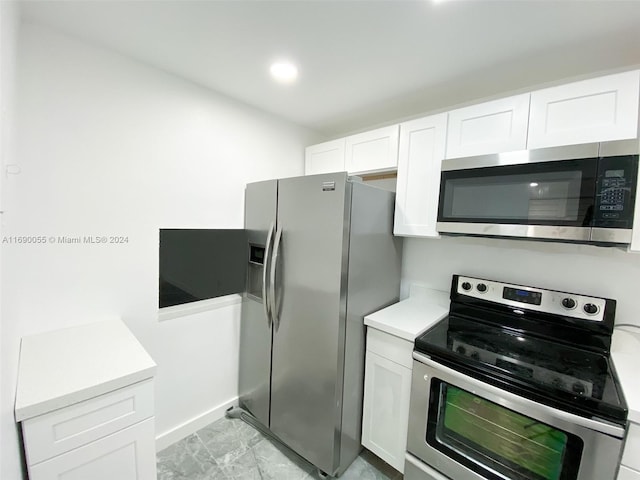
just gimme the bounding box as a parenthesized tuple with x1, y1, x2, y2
(437, 140, 639, 245)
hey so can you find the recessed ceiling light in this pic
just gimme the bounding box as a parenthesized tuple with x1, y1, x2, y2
(270, 61, 298, 84)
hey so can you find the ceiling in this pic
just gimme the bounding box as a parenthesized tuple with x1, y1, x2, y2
(19, 0, 640, 137)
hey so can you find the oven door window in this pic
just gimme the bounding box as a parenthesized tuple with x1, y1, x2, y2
(438, 159, 597, 226)
(427, 381, 583, 480)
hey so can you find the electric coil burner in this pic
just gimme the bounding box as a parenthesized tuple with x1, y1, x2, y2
(405, 275, 628, 480)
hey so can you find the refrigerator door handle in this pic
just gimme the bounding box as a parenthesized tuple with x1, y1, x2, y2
(269, 225, 283, 331)
(262, 222, 275, 328)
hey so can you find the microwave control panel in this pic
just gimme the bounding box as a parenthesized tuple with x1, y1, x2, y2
(594, 154, 638, 227)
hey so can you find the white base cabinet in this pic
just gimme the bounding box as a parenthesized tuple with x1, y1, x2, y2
(22, 380, 157, 480)
(362, 328, 413, 473)
(15, 321, 157, 480)
(28, 417, 156, 480)
(394, 114, 447, 237)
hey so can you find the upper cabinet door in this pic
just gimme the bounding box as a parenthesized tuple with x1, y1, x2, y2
(528, 70, 640, 149)
(305, 139, 346, 175)
(345, 125, 399, 174)
(394, 114, 447, 238)
(445, 94, 530, 159)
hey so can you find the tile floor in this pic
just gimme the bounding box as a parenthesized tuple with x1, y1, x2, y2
(157, 415, 402, 480)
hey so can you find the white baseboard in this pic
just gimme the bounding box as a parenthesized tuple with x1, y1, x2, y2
(155, 396, 238, 451)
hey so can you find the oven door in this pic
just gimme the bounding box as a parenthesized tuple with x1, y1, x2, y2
(406, 353, 624, 480)
(437, 146, 599, 242)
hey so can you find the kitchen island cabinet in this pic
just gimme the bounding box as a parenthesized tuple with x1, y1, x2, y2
(15, 320, 157, 480)
(362, 288, 449, 473)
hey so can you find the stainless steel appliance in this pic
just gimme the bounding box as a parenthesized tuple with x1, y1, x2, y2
(239, 172, 402, 477)
(405, 275, 627, 480)
(437, 140, 638, 244)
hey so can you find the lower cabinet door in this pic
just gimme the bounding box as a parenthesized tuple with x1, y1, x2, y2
(28, 417, 156, 480)
(362, 350, 412, 473)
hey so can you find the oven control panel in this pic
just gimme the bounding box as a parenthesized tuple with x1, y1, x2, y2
(456, 275, 607, 322)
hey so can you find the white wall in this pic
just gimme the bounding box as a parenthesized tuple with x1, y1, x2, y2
(2, 22, 319, 479)
(402, 235, 640, 327)
(0, 2, 19, 479)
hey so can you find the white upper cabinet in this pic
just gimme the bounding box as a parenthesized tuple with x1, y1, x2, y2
(528, 70, 640, 149)
(305, 138, 345, 175)
(345, 125, 399, 174)
(305, 125, 399, 176)
(445, 93, 531, 159)
(394, 114, 447, 237)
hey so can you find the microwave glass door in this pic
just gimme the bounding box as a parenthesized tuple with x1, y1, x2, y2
(438, 159, 598, 226)
(426, 380, 583, 480)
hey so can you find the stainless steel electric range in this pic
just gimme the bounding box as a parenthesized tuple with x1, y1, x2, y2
(405, 274, 627, 480)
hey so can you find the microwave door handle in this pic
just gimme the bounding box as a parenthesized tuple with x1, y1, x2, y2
(262, 222, 275, 329)
(269, 226, 283, 331)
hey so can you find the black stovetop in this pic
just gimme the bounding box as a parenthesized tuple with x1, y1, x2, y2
(414, 277, 628, 426)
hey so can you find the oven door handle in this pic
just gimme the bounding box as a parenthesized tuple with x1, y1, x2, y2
(413, 352, 625, 438)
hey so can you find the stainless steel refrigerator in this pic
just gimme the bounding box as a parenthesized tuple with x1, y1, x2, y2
(239, 172, 402, 477)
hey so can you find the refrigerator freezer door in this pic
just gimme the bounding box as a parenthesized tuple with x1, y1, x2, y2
(269, 172, 351, 475)
(239, 180, 277, 427)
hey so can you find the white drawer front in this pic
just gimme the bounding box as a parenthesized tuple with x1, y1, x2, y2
(619, 466, 640, 480)
(623, 423, 640, 472)
(27, 417, 157, 480)
(23, 379, 154, 465)
(367, 328, 413, 368)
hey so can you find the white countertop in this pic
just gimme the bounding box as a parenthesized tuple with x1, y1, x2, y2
(15, 319, 157, 422)
(365, 287, 450, 341)
(612, 327, 640, 424)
